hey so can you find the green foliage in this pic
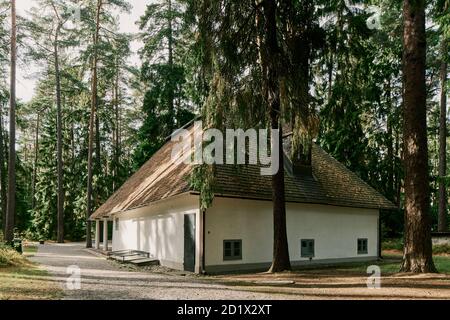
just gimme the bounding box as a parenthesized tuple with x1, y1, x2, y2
(315, 0, 406, 235)
(28, 104, 58, 241)
(382, 238, 404, 251)
(318, 0, 403, 192)
(0, 0, 448, 243)
(433, 244, 450, 255)
(133, 94, 164, 169)
(133, 0, 196, 169)
(0, 246, 27, 268)
(190, 164, 215, 210)
(381, 209, 404, 238)
(381, 240, 450, 256)
(20, 0, 136, 241)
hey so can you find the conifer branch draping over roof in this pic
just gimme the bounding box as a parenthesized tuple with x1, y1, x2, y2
(90, 127, 396, 220)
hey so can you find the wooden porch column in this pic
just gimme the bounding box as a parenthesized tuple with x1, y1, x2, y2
(95, 220, 100, 250)
(103, 218, 108, 251)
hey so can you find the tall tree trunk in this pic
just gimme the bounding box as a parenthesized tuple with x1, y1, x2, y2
(113, 65, 120, 191)
(5, 0, 17, 244)
(438, 39, 448, 232)
(94, 113, 101, 207)
(260, 0, 291, 273)
(32, 113, 40, 210)
(286, 0, 313, 158)
(0, 103, 6, 235)
(395, 93, 402, 208)
(167, 0, 175, 133)
(328, 52, 333, 101)
(54, 19, 64, 243)
(386, 79, 395, 200)
(86, 0, 102, 248)
(400, 0, 436, 273)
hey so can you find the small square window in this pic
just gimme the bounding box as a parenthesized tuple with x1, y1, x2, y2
(301, 239, 315, 258)
(223, 240, 242, 261)
(358, 239, 368, 255)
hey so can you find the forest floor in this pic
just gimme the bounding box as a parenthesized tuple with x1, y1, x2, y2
(29, 243, 303, 300)
(25, 243, 450, 300)
(217, 251, 450, 299)
(0, 246, 63, 300)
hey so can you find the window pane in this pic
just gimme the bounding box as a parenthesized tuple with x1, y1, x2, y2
(224, 240, 242, 260)
(358, 239, 368, 254)
(233, 241, 241, 258)
(301, 240, 314, 257)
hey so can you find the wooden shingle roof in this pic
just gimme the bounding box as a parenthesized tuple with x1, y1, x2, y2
(210, 146, 395, 209)
(90, 129, 395, 220)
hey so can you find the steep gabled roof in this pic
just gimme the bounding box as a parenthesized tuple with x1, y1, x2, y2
(90, 137, 192, 219)
(90, 127, 395, 220)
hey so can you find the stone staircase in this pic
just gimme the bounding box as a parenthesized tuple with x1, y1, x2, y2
(108, 250, 160, 266)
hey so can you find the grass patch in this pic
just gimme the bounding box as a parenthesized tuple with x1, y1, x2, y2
(432, 255, 450, 272)
(433, 244, 450, 255)
(0, 245, 63, 300)
(313, 252, 450, 275)
(383, 239, 450, 256)
(0, 267, 63, 300)
(382, 239, 403, 251)
(0, 245, 29, 268)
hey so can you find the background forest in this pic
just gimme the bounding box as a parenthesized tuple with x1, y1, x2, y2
(0, 0, 447, 250)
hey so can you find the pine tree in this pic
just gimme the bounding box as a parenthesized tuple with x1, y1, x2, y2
(134, 0, 195, 168)
(401, 0, 437, 273)
(5, 0, 17, 244)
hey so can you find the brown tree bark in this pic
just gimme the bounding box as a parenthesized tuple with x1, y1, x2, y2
(0, 103, 6, 235)
(52, 3, 64, 243)
(113, 64, 120, 191)
(94, 113, 101, 207)
(86, 0, 103, 248)
(167, 0, 175, 134)
(386, 79, 395, 200)
(260, 0, 291, 273)
(401, 0, 437, 273)
(438, 39, 448, 232)
(5, 0, 17, 244)
(32, 113, 40, 210)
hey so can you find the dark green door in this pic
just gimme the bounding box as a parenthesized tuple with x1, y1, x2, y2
(184, 214, 196, 272)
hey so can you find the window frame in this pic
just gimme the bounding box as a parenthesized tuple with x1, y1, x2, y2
(223, 240, 242, 261)
(301, 239, 315, 258)
(357, 238, 368, 255)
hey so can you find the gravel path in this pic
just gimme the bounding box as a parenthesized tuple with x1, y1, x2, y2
(30, 243, 298, 300)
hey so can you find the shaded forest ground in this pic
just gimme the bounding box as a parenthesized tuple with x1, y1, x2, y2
(214, 252, 450, 299)
(3, 245, 450, 300)
(0, 245, 63, 300)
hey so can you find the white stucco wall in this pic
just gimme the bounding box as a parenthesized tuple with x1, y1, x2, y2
(111, 194, 379, 273)
(205, 197, 379, 271)
(111, 194, 200, 271)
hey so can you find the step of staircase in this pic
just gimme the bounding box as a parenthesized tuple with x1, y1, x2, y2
(111, 254, 143, 262)
(129, 258, 160, 266)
